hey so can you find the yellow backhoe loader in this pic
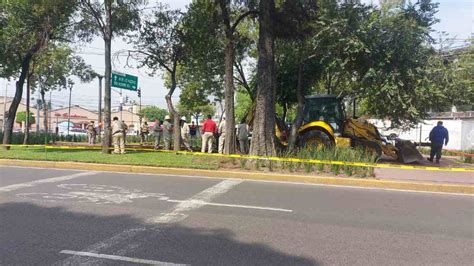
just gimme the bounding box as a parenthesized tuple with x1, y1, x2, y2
(277, 95, 423, 163)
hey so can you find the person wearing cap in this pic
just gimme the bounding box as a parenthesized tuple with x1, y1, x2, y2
(218, 116, 226, 154)
(201, 114, 217, 153)
(140, 121, 150, 144)
(180, 116, 192, 152)
(86, 121, 97, 145)
(163, 115, 173, 150)
(112, 116, 127, 154)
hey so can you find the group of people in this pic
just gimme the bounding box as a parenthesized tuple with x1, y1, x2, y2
(139, 114, 250, 154)
(200, 115, 250, 154)
(141, 115, 197, 151)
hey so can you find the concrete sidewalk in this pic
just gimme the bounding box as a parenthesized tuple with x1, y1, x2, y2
(376, 157, 473, 185)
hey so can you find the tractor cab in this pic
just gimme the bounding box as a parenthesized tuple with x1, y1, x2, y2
(303, 95, 345, 133)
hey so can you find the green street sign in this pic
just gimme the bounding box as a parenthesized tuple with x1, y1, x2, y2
(112, 72, 138, 91)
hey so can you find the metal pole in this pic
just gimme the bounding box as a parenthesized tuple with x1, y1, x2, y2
(36, 89, 40, 132)
(49, 90, 52, 133)
(2, 81, 7, 131)
(98, 76, 103, 135)
(120, 89, 123, 121)
(139, 88, 142, 125)
(67, 83, 72, 137)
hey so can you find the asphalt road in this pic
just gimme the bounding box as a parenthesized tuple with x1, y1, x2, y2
(1, 166, 473, 265)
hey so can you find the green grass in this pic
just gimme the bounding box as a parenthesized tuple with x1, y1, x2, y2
(0, 147, 219, 170)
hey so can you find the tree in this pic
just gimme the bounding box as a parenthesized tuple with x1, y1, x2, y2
(77, 0, 145, 153)
(138, 106, 168, 122)
(217, 0, 258, 154)
(34, 45, 96, 132)
(250, 0, 277, 156)
(0, 0, 77, 148)
(128, 5, 186, 151)
(16, 112, 35, 128)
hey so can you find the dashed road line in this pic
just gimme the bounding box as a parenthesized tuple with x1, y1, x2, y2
(59, 250, 187, 265)
(0, 171, 96, 193)
(167, 199, 293, 212)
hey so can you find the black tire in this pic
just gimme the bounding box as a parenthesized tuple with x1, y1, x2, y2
(299, 129, 334, 150)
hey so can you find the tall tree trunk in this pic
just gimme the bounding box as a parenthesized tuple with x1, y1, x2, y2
(23, 72, 32, 144)
(2, 53, 34, 148)
(102, 1, 112, 153)
(223, 35, 236, 154)
(166, 71, 181, 151)
(165, 94, 180, 151)
(250, 0, 276, 156)
(41, 89, 48, 133)
(102, 36, 112, 153)
(288, 61, 305, 151)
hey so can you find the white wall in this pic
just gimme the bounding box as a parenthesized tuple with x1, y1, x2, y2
(369, 118, 473, 151)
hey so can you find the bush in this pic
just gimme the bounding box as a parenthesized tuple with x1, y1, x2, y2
(0, 131, 87, 145)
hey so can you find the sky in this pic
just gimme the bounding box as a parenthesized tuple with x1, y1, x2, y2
(1, 0, 472, 112)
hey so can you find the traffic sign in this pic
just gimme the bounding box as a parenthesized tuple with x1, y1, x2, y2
(111, 72, 138, 91)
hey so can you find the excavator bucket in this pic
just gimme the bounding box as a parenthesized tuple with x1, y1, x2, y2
(395, 140, 424, 164)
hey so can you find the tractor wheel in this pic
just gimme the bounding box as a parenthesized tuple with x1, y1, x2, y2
(300, 129, 334, 150)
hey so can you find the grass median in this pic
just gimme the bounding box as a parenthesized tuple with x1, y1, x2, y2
(0, 146, 219, 170)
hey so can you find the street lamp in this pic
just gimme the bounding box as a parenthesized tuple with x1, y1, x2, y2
(67, 80, 74, 137)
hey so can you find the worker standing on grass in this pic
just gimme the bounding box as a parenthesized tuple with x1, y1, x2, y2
(86, 121, 97, 145)
(181, 116, 192, 151)
(112, 117, 127, 154)
(189, 121, 197, 148)
(163, 115, 173, 150)
(140, 122, 149, 144)
(218, 116, 226, 154)
(428, 121, 449, 164)
(153, 119, 163, 149)
(201, 114, 217, 153)
(237, 120, 249, 154)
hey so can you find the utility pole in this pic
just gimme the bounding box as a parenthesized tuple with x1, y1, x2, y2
(138, 88, 142, 126)
(67, 81, 72, 137)
(36, 89, 40, 132)
(120, 88, 123, 121)
(2, 80, 7, 131)
(98, 75, 103, 136)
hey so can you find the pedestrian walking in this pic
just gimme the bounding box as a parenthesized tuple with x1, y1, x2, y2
(201, 114, 217, 153)
(218, 116, 226, 154)
(140, 121, 150, 144)
(163, 115, 173, 150)
(112, 117, 127, 154)
(428, 121, 449, 164)
(181, 116, 192, 151)
(189, 121, 197, 148)
(86, 121, 97, 145)
(237, 120, 249, 154)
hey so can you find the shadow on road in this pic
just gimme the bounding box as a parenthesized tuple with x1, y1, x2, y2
(0, 202, 318, 265)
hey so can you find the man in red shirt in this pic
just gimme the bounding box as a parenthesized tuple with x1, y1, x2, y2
(201, 114, 217, 153)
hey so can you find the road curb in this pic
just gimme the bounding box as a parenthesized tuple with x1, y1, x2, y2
(1, 159, 472, 194)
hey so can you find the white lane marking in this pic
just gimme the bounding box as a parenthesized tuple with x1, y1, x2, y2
(167, 199, 293, 212)
(59, 179, 242, 265)
(148, 179, 243, 224)
(59, 250, 187, 265)
(0, 172, 96, 193)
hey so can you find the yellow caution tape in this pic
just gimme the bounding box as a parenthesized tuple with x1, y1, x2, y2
(2, 144, 472, 172)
